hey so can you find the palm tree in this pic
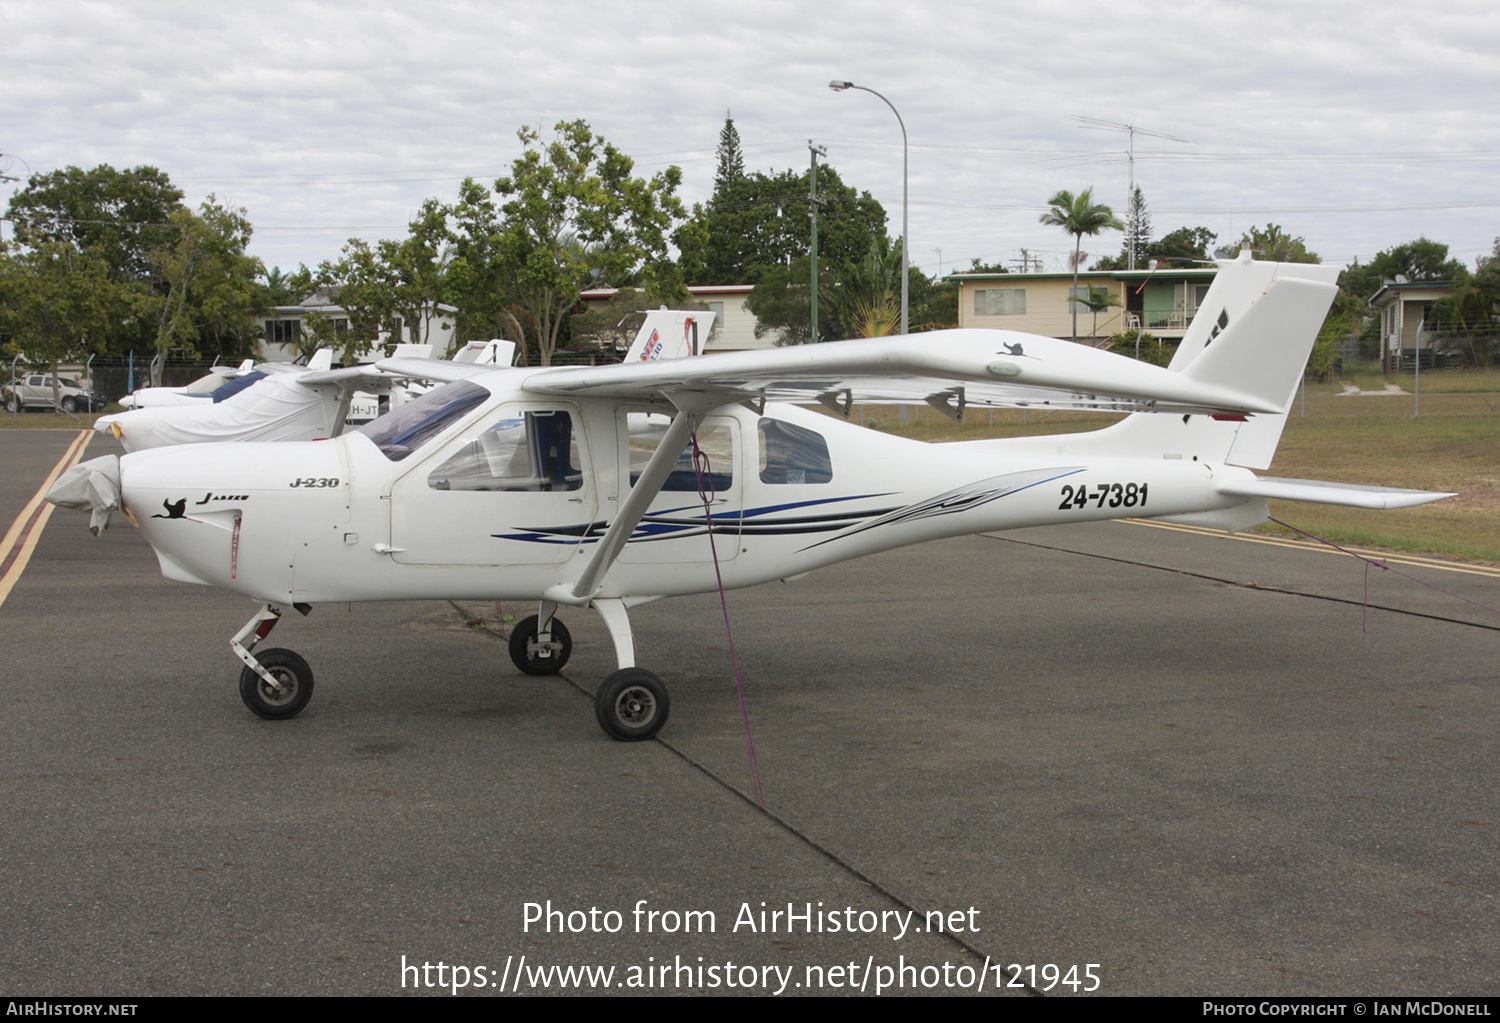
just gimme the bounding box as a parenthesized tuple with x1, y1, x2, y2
(1039, 188, 1124, 342)
(1078, 286, 1122, 343)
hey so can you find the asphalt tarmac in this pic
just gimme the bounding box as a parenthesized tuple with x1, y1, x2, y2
(2, 429, 1496, 997)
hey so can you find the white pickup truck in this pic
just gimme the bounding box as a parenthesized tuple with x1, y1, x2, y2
(3, 374, 109, 414)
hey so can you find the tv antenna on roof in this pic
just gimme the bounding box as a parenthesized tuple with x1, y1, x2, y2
(1076, 118, 1191, 270)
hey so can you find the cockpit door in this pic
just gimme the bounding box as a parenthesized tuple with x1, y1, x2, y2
(389, 403, 597, 565)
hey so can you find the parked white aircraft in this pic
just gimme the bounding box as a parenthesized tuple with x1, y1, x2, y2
(119, 359, 258, 410)
(49, 260, 1450, 740)
(95, 342, 514, 452)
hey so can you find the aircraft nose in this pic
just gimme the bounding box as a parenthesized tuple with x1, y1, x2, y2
(46, 454, 122, 536)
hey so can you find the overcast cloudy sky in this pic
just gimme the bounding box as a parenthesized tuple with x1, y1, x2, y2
(4, 0, 1497, 278)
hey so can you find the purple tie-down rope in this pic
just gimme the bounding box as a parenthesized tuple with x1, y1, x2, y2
(1267, 517, 1500, 632)
(691, 429, 766, 809)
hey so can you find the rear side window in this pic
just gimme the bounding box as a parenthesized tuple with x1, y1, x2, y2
(758, 418, 833, 484)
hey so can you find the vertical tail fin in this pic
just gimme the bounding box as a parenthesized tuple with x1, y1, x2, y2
(1088, 257, 1340, 469)
(623, 309, 718, 363)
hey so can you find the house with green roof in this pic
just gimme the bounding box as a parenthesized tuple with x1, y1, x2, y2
(946, 266, 1219, 345)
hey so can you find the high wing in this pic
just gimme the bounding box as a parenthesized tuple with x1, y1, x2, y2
(366, 358, 495, 385)
(510, 279, 1335, 418)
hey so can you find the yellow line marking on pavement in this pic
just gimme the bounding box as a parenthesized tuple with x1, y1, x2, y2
(1121, 518, 1500, 579)
(0, 430, 94, 609)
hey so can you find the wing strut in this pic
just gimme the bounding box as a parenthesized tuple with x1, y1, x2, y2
(570, 408, 700, 600)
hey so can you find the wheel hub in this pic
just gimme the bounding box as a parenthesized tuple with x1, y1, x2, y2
(258, 669, 296, 705)
(615, 686, 656, 725)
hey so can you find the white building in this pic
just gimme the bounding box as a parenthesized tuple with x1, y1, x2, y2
(262, 292, 458, 362)
(578, 285, 765, 351)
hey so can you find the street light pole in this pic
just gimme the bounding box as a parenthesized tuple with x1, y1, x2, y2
(830, 80, 908, 335)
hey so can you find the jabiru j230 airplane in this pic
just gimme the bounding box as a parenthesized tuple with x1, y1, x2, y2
(48, 256, 1453, 741)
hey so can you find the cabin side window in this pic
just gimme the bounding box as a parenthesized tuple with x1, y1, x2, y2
(758, 418, 833, 484)
(428, 410, 582, 491)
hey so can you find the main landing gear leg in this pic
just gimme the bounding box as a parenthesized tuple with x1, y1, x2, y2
(231, 603, 314, 719)
(591, 598, 669, 742)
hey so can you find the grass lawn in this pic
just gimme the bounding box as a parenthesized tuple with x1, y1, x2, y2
(0, 408, 119, 430)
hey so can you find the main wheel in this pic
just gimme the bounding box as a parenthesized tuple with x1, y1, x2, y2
(60, 396, 77, 414)
(508, 615, 572, 675)
(239, 648, 314, 719)
(4, 395, 17, 413)
(595, 668, 669, 741)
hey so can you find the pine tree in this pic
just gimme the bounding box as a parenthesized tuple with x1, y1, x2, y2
(712, 112, 745, 196)
(1125, 186, 1151, 270)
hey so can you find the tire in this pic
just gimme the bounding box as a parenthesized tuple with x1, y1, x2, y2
(508, 615, 572, 675)
(239, 648, 314, 719)
(3, 395, 17, 414)
(60, 397, 77, 414)
(594, 668, 669, 741)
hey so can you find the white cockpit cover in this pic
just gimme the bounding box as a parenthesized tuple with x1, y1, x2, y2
(98, 374, 338, 453)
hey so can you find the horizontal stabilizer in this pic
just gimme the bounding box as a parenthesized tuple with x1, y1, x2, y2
(1218, 475, 1455, 510)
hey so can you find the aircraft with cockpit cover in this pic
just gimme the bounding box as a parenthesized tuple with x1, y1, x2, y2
(94, 341, 516, 453)
(47, 258, 1454, 741)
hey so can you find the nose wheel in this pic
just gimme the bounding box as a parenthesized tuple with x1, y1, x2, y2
(508, 614, 573, 674)
(230, 604, 316, 720)
(238, 648, 314, 719)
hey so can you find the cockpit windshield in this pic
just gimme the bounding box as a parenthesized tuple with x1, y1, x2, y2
(354, 380, 490, 461)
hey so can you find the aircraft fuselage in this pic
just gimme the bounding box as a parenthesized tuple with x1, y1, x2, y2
(123, 379, 1247, 608)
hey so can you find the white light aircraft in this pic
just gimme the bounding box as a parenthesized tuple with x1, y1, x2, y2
(95, 342, 514, 453)
(119, 359, 258, 410)
(48, 259, 1452, 740)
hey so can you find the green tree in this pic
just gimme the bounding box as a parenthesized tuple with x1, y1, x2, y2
(1091, 192, 1167, 270)
(677, 165, 887, 287)
(308, 197, 455, 360)
(1148, 226, 1218, 263)
(144, 197, 266, 380)
(262, 266, 301, 307)
(1334, 238, 1469, 366)
(821, 235, 902, 338)
(1078, 286, 1122, 340)
(1039, 187, 1124, 342)
(7, 164, 183, 284)
(445, 177, 531, 355)
(0, 239, 123, 399)
(746, 255, 835, 345)
(492, 121, 686, 365)
(907, 271, 958, 332)
(1235, 223, 1319, 263)
(5, 164, 187, 356)
(964, 258, 1011, 274)
(5, 166, 275, 368)
(1108, 329, 1172, 366)
(713, 112, 745, 194)
(1340, 237, 1466, 306)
